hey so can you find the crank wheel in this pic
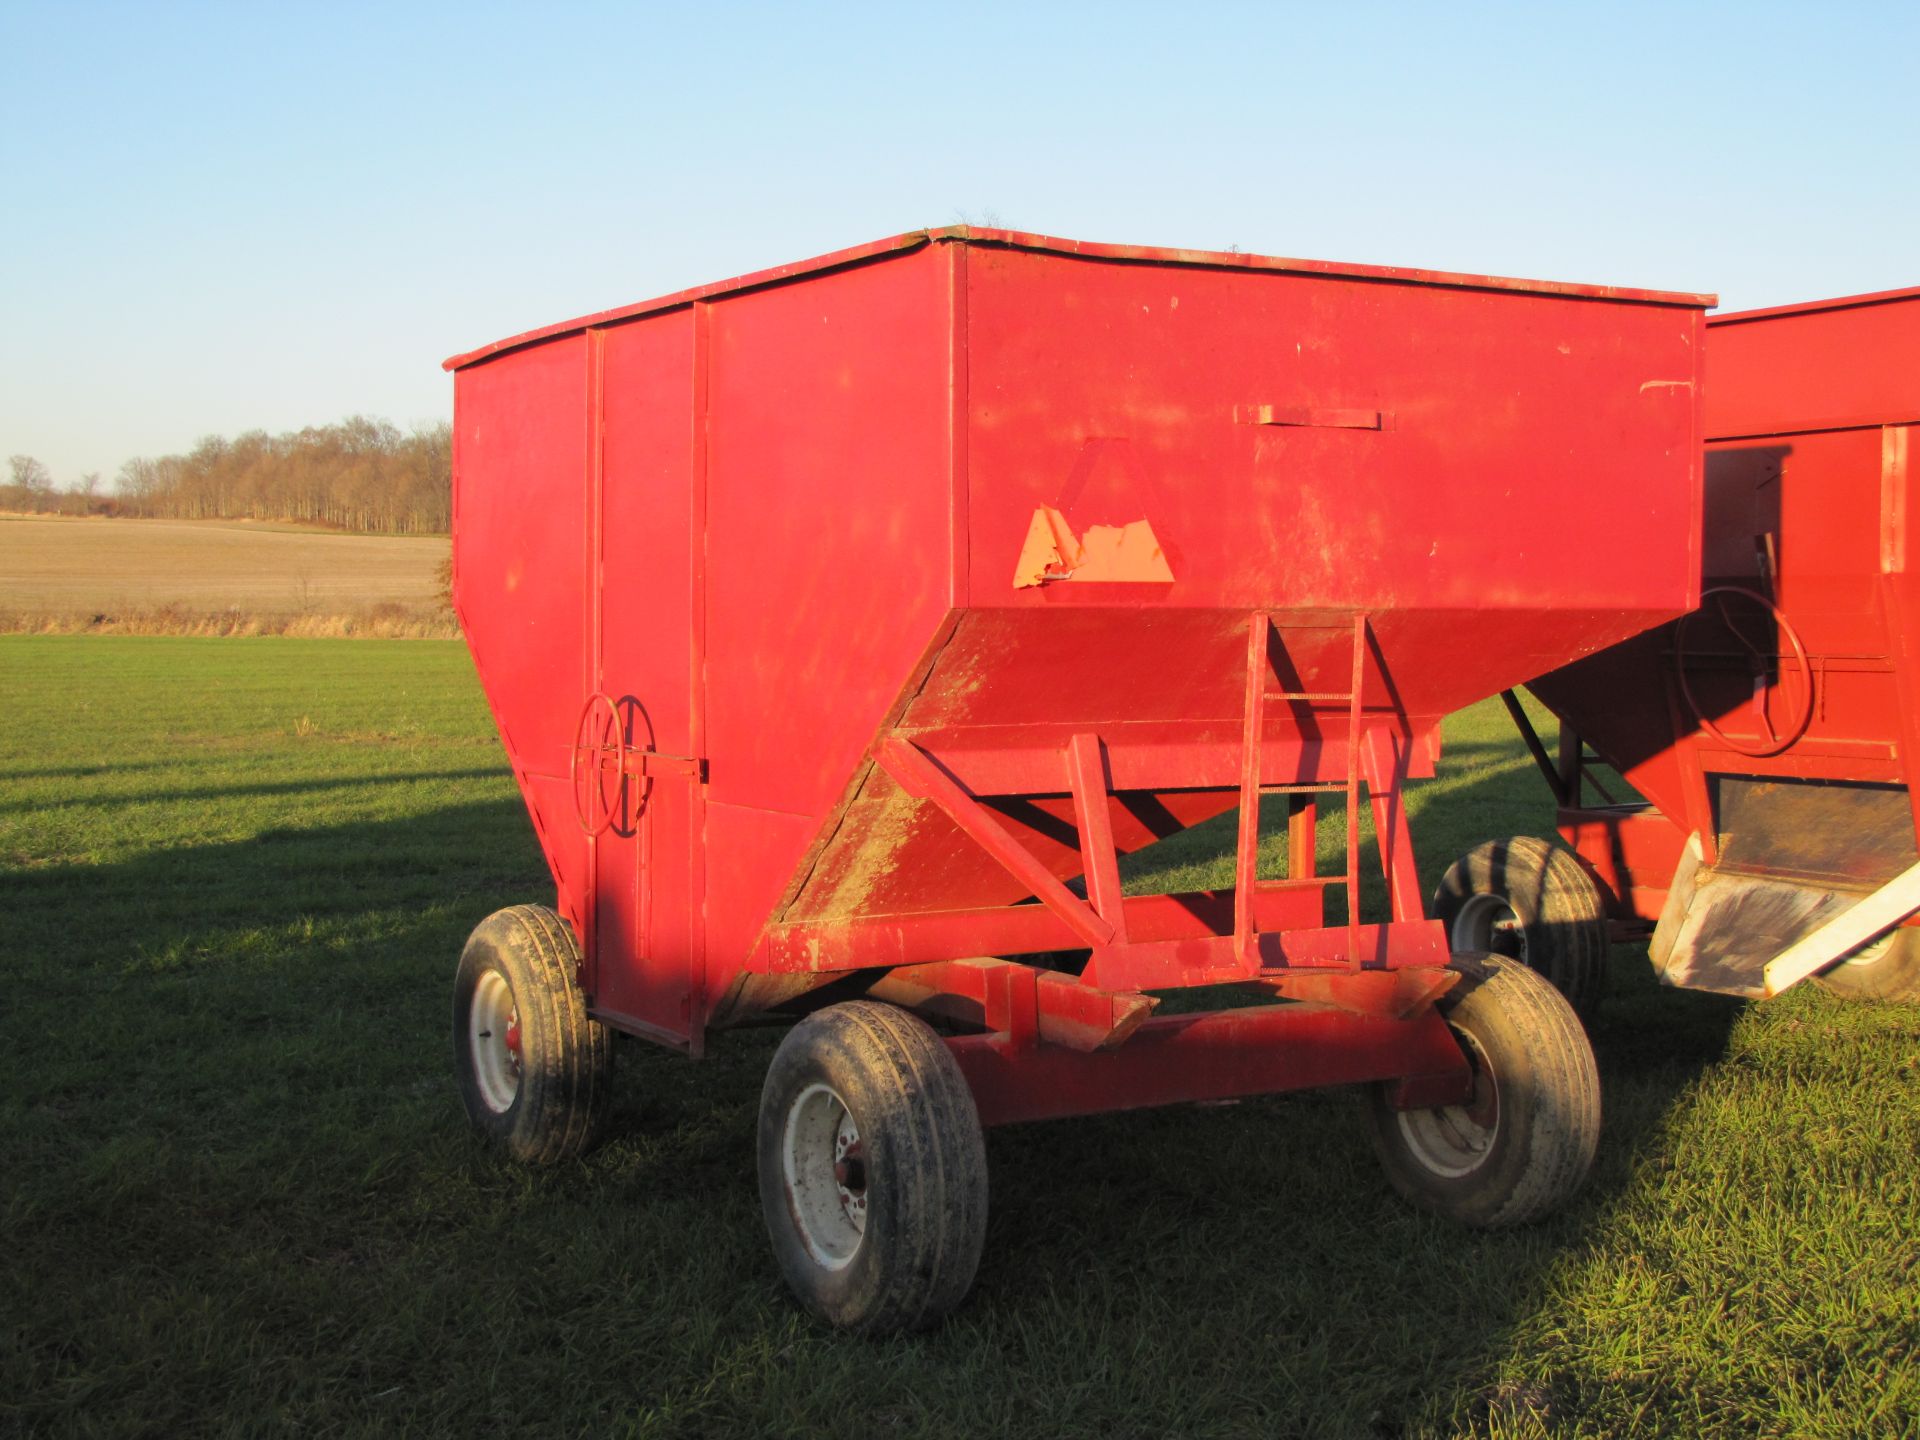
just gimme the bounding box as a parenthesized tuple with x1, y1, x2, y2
(570, 691, 626, 836)
(1674, 586, 1814, 758)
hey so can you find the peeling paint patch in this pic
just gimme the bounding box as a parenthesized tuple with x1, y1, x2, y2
(1012, 505, 1174, 588)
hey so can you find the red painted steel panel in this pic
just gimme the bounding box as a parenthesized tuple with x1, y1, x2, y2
(443, 227, 1711, 374)
(704, 802, 824, 996)
(950, 998, 1470, 1128)
(590, 316, 700, 1041)
(698, 249, 957, 970)
(701, 251, 953, 817)
(1707, 290, 1920, 438)
(452, 337, 592, 936)
(963, 244, 1702, 626)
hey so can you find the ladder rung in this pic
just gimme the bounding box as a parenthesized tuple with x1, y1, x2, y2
(1252, 877, 1344, 891)
(1266, 690, 1353, 701)
(1257, 783, 1345, 794)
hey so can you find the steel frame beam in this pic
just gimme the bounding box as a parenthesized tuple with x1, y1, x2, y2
(864, 956, 1155, 1052)
(950, 998, 1471, 1127)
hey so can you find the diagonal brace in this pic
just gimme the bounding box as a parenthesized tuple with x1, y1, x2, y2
(1065, 733, 1128, 942)
(873, 735, 1116, 948)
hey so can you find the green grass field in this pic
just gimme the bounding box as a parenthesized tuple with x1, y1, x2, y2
(2, 637, 1915, 1438)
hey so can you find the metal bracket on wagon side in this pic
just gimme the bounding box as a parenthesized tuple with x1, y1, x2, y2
(865, 957, 1155, 1052)
(570, 690, 706, 835)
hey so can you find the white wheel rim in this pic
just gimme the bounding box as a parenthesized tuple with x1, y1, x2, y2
(1452, 892, 1528, 963)
(781, 1083, 867, 1270)
(1396, 1028, 1499, 1179)
(1840, 932, 1897, 970)
(469, 969, 523, 1114)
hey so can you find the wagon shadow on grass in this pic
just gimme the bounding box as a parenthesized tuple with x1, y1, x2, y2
(0, 764, 510, 817)
(4, 753, 1748, 1437)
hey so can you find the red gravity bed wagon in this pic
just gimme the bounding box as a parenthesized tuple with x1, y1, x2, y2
(1438, 287, 1920, 1010)
(442, 228, 1710, 1331)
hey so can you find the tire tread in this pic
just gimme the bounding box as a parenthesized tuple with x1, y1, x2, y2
(453, 904, 613, 1166)
(757, 1000, 987, 1333)
(1368, 955, 1601, 1228)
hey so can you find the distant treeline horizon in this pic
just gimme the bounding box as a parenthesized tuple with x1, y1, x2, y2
(6, 415, 452, 535)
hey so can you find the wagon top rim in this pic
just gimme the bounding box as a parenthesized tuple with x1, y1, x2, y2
(1708, 282, 1920, 329)
(442, 225, 1718, 373)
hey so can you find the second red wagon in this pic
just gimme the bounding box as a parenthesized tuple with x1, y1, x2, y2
(1448, 285, 1920, 1008)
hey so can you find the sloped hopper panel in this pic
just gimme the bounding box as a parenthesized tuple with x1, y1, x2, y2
(782, 601, 1681, 926)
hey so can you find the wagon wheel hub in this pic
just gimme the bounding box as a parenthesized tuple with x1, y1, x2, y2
(830, 1118, 868, 1220)
(469, 972, 524, 1113)
(833, 1137, 867, 1196)
(782, 1084, 869, 1269)
(1394, 1027, 1499, 1178)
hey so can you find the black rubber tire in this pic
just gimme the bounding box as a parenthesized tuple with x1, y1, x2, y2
(757, 1001, 988, 1334)
(452, 904, 614, 1165)
(1367, 953, 1601, 1228)
(1432, 835, 1610, 1021)
(1814, 927, 1920, 1004)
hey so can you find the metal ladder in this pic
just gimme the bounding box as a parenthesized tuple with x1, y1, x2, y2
(1233, 611, 1370, 971)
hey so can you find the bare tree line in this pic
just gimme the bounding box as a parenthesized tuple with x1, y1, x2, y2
(6, 416, 452, 535)
(3, 454, 103, 517)
(119, 417, 452, 533)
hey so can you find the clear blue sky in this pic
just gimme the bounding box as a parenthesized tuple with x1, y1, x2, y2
(3, 1, 1915, 486)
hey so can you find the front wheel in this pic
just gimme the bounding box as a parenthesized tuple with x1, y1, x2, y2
(452, 905, 614, 1165)
(757, 1001, 988, 1334)
(1367, 954, 1600, 1227)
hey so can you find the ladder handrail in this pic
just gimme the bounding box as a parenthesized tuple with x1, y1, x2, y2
(1235, 610, 1372, 972)
(1344, 614, 1367, 972)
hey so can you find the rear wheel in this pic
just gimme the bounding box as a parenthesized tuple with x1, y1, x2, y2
(1433, 836, 1610, 1021)
(453, 905, 614, 1164)
(1814, 927, 1920, 1003)
(757, 1001, 988, 1333)
(1367, 954, 1601, 1227)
